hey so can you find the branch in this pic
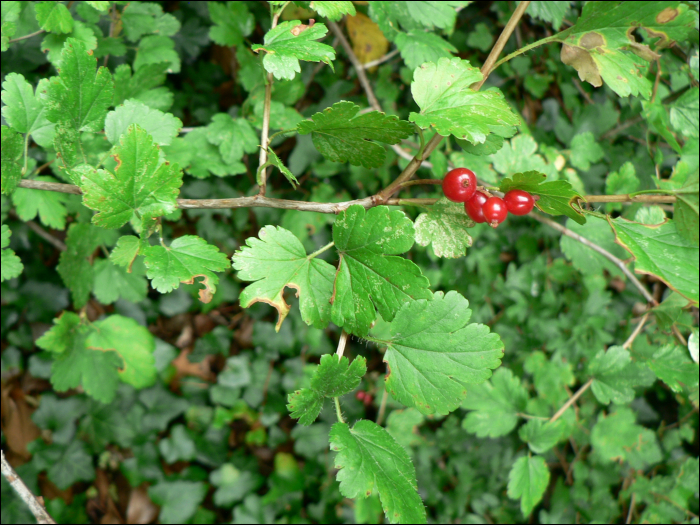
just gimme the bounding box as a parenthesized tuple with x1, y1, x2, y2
(1, 451, 56, 524)
(529, 212, 657, 305)
(583, 194, 676, 203)
(362, 48, 400, 69)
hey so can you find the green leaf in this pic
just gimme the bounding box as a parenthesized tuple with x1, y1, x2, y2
(1, 73, 55, 147)
(608, 217, 699, 304)
(210, 464, 263, 507)
(35, 1, 73, 33)
(206, 114, 258, 165)
(208, 1, 254, 47)
(406, 1, 457, 30)
(591, 407, 662, 469)
(554, 3, 696, 98)
(462, 368, 527, 437)
(36, 311, 84, 355)
(385, 408, 426, 449)
(288, 354, 367, 425)
(499, 171, 585, 225)
(86, 315, 156, 389)
(570, 131, 604, 171)
(104, 99, 182, 146)
(605, 161, 639, 211)
(1, 224, 22, 282)
(652, 292, 688, 331)
(233, 226, 335, 330)
(523, 351, 575, 407)
(507, 455, 550, 517)
(45, 38, 113, 132)
(527, 1, 569, 30)
(12, 175, 68, 229)
(672, 170, 699, 245)
(519, 420, 566, 454)
(560, 217, 627, 277)
(330, 420, 427, 524)
(1, 1, 21, 51)
(56, 223, 101, 308)
(144, 235, 230, 303)
(371, 291, 504, 415)
(120, 2, 159, 41)
(297, 101, 414, 169)
(414, 197, 473, 258)
(645, 344, 699, 393)
(267, 148, 299, 188)
(394, 31, 456, 71)
(112, 63, 170, 107)
(643, 99, 682, 153)
(149, 481, 207, 525)
(80, 124, 183, 229)
(252, 20, 335, 80)
(331, 205, 432, 336)
(409, 57, 520, 144)
(158, 424, 196, 463)
(588, 346, 655, 404)
(670, 87, 699, 138)
(311, 1, 356, 22)
(1, 125, 23, 195)
(133, 35, 180, 74)
(30, 440, 94, 490)
(110, 235, 142, 271)
(93, 258, 147, 304)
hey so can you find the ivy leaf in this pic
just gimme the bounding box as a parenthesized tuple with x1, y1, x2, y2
(267, 148, 299, 188)
(331, 205, 432, 337)
(80, 124, 183, 229)
(210, 465, 263, 507)
(507, 455, 550, 517)
(672, 170, 699, 245)
(371, 291, 504, 415)
(554, 2, 695, 98)
(645, 345, 699, 393)
(148, 481, 207, 524)
(35, 1, 73, 33)
(462, 368, 527, 437)
(414, 197, 473, 258)
(499, 171, 585, 225)
(297, 101, 414, 169)
(208, 1, 254, 47)
(44, 38, 113, 132)
(409, 57, 520, 145)
(104, 99, 182, 146)
(85, 315, 156, 389)
(1, 125, 24, 195)
(1, 73, 55, 148)
(1, 224, 23, 282)
(29, 440, 94, 490)
(288, 354, 367, 425)
(56, 223, 102, 308)
(608, 217, 698, 305)
(251, 20, 336, 81)
(233, 226, 335, 330)
(311, 1, 356, 22)
(588, 346, 655, 404)
(144, 235, 230, 303)
(394, 31, 456, 71)
(206, 113, 258, 165)
(330, 420, 427, 524)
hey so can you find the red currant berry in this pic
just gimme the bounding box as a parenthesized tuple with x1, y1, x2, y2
(464, 191, 489, 223)
(355, 391, 366, 401)
(503, 189, 535, 215)
(442, 168, 477, 203)
(482, 197, 508, 228)
(363, 394, 373, 407)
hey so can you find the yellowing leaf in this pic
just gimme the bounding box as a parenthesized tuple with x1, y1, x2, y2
(346, 12, 388, 69)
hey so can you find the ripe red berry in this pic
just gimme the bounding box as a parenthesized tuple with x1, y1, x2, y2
(355, 391, 366, 401)
(504, 189, 535, 215)
(442, 168, 477, 203)
(482, 197, 508, 228)
(464, 191, 489, 223)
(363, 394, 373, 407)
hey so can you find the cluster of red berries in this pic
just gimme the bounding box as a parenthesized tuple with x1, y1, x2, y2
(355, 390, 373, 407)
(441, 168, 536, 228)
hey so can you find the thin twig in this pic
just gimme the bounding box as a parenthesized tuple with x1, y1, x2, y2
(550, 378, 593, 423)
(625, 493, 636, 524)
(623, 312, 650, 349)
(336, 330, 348, 359)
(376, 390, 389, 426)
(362, 48, 400, 69)
(7, 29, 45, 43)
(1, 451, 56, 524)
(25, 221, 67, 251)
(530, 212, 656, 305)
